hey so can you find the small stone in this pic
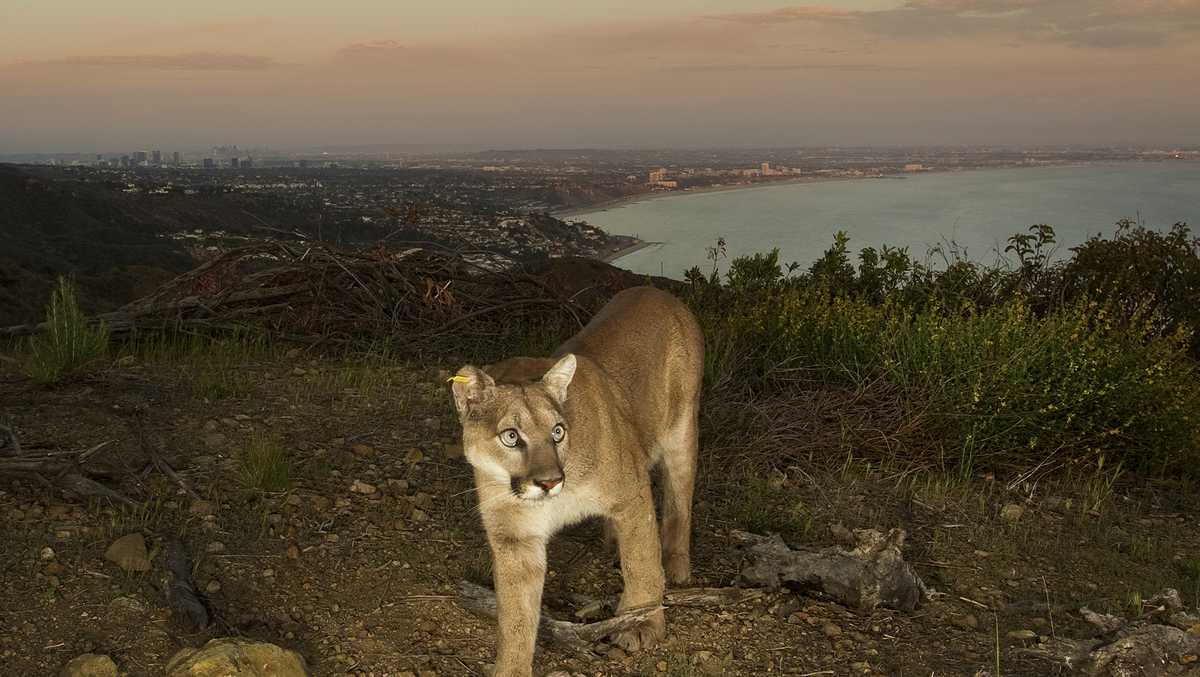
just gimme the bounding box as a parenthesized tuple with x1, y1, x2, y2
(46, 561, 65, 576)
(850, 661, 871, 673)
(205, 541, 225, 554)
(953, 614, 979, 630)
(205, 580, 221, 594)
(108, 596, 146, 613)
(443, 443, 463, 459)
(404, 448, 424, 464)
(189, 499, 215, 516)
(40, 546, 56, 561)
(350, 480, 377, 495)
(202, 420, 220, 433)
(387, 478, 410, 493)
(1000, 504, 1025, 522)
(822, 623, 843, 638)
(1007, 629, 1037, 641)
(410, 508, 428, 522)
(60, 653, 118, 677)
(202, 433, 227, 448)
(285, 494, 303, 506)
(104, 533, 151, 572)
(310, 496, 332, 512)
(47, 504, 71, 519)
(606, 647, 627, 660)
(351, 443, 376, 458)
(292, 367, 307, 376)
(656, 660, 668, 672)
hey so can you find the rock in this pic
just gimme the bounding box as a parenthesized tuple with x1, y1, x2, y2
(822, 623, 843, 638)
(411, 508, 428, 522)
(108, 596, 147, 613)
(310, 496, 332, 512)
(1007, 629, 1037, 641)
(46, 561, 65, 576)
(404, 448, 425, 464)
(953, 614, 979, 631)
(287, 544, 300, 559)
(202, 420, 220, 433)
(47, 504, 71, 519)
(443, 442, 463, 459)
(205, 581, 221, 594)
(1041, 496, 1074, 513)
(350, 480, 377, 495)
(165, 638, 309, 676)
(60, 653, 118, 677)
(291, 367, 306, 376)
(40, 546, 56, 561)
(1000, 504, 1025, 522)
(203, 433, 228, 448)
(205, 541, 225, 554)
(189, 499, 216, 516)
(104, 533, 151, 572)
(387, 478, 410, 494)
(350, 443, 376, 458)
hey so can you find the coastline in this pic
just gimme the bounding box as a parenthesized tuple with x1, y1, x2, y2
(554, 174, 880, 219)
(553, 159, 1172, 221)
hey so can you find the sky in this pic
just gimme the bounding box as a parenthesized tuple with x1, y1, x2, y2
(1, 0, 1198, 152)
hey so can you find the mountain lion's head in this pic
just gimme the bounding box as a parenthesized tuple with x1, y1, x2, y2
(450, 354, 576, 502)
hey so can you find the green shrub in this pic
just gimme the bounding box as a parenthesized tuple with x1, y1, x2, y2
(23, 276, 110, 382)
(686, 227, 1200, 477)
(239, 435, 291, 493)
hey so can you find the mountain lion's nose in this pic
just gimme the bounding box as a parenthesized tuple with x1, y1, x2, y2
(533, 477, 562, 492)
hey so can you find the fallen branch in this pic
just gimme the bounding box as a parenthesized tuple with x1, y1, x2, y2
(733, 528, 929, 612)
(458, 581, 661, 656)
(0, 439, 134, 506)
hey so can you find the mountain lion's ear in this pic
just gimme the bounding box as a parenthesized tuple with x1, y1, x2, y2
(449, 366, 495, 417)
(541, 353, 576, 403)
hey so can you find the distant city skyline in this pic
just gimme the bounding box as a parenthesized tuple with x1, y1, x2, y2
(2, 1, 1198, 152)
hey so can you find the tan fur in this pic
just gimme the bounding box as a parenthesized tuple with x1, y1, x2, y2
(450, 286, 703, 677)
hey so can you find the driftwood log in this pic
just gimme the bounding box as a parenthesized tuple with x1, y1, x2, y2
(733, 528, 928, 612)
(160, 538, 211, 632)
(1018, 589, 1200, 675)
(457, 582, 765, 656)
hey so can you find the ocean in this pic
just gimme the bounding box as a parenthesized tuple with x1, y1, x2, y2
(572, 162, 1200, 279)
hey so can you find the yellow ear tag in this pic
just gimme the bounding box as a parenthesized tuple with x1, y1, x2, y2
(447, 375, 471, 384)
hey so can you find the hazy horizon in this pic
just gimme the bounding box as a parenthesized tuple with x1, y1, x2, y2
(3, 1, 1198, 153)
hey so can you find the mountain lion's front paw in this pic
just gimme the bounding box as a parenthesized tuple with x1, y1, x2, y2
(611, 608, 665, 653)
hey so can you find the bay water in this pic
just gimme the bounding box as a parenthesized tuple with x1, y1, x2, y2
(573, 162, 1200, 278)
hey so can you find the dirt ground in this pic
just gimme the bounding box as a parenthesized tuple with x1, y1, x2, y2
(2, 348, 1199, 676)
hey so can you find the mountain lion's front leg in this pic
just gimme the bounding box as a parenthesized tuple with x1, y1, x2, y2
(609, 477, 667, 652)
(489, 535, 547, 677)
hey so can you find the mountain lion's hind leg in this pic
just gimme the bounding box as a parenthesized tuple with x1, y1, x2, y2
(659, 409, 697, 585)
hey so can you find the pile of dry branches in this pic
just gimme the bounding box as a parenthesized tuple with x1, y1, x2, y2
(3, 242, 619, 351)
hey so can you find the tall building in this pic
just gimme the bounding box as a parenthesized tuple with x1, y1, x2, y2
(151, 150, 162, 165)
(648, 168, 667, 184)
(172, 151, 181, 166)
(133, 151, 148, 165)
(202, 158, 216, 169)
(761, 162, 771, 176)
(241, 158, 253, 168)
(230, 158, 240, 169)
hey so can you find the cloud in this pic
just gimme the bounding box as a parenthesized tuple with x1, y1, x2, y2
(13, 52, 280, 71)
(667, 62, 916, 73)
(705, 6, 857, 25)
(703, 0, 1200, 49)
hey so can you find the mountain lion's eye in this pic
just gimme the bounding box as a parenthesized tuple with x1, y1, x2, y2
(499, 429, 521, 448)
(551, 424, 565, 443)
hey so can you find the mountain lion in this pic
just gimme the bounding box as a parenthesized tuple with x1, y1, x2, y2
(450, 286, 704, 677)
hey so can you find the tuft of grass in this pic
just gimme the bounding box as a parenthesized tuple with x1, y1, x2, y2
(23, 276, 110, 383)
(238, 435, 292, 493)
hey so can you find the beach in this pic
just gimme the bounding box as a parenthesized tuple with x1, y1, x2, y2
(553, 174, 869, 220)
